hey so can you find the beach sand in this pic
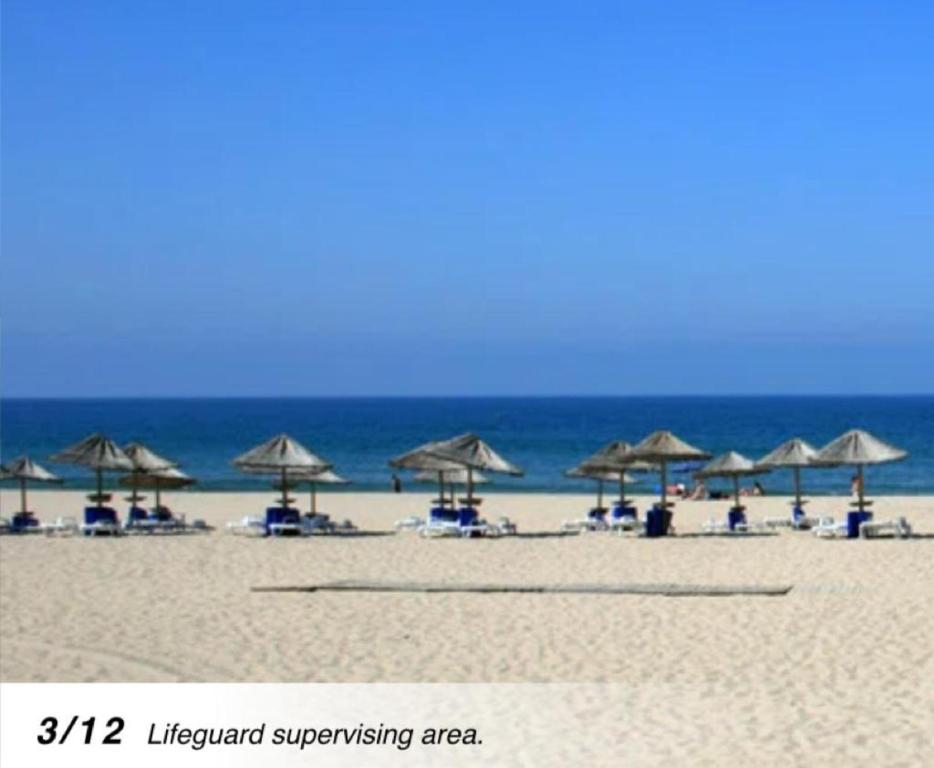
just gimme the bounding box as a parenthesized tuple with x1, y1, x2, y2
(2, 490, 932, 764)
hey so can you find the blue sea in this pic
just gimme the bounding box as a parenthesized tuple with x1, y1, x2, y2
(1, 397, 932, 495)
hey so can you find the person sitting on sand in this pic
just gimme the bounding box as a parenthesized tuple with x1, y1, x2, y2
(752, 481, 765, 496)
(685, 479, 707, 500)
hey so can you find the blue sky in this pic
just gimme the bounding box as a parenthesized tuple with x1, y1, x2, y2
(2, 1, 932, 396)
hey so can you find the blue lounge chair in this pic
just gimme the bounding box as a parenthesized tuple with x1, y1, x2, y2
(82, 506, 121, 536)
(11, 512, 41, 533)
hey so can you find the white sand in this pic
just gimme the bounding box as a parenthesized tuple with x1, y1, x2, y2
(2, 490, 932, 763)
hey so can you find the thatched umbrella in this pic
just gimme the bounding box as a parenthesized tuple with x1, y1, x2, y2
(122, 442, 178, 506)
(814, 429, 907, 515)
(389, 442, 467, 507)
(275, 468, 350, 515)
(756, 438, 819, 511)
(415, 467, 489, 507)
(566, 464, 636, 510)
(575, 440, 655, 507)
(119, 467, 195, 510)
(2, 456, 63, 513)
(631, 430, 711, 512)
(233, 434, 332, 508)
(418, 433, 523, 505)
(51, 433, 134, 509)
(697, 451, 769, 510)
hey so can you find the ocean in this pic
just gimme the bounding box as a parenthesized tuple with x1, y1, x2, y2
(1, 397, 932, 495)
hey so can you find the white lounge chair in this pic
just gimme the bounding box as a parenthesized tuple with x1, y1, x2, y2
(42, 516, 79, 535)
(80, 520, 121, 536)
(561, 516, 610, 533)
(226, 516, 266, 536)
(860, 517, 912, 539)
(609, 516, 643, 534)
(394, 516, 424, 531)
(812, 516, 848, 538)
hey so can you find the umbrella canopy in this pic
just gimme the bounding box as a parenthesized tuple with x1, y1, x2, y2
(233, 434, 331, 472)
(814, 429, 908, 514)
(233, 434, 332, 508)
(389, 440, 471, 508)
(389, 443, 465, 472)
(120, 467, 196, 490)
(391, 433, 522, 507)
(697, 451, 768, 509)
(51, 433, 134, 471)
(50, 433, 134, 509)
(123, 442, 178, 472)
(814, 429, 908, 466)
(566, 464, 637, 508)
(756, 438, 819, 508)
(119, 467, 195, 508)
(630, 430, 711, 510)
(697, 451, 762, 477)
(121, 442, 179, 506)
(1, 456, 63, 514)
(422, 433, 524, 476)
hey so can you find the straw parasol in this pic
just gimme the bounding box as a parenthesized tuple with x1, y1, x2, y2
(119, 467, 195, 510)
(391, 433, 522, 506)
(419, 433, 523, 505)
(566, 464, 636, 510)
(575, 440, 654, 507)
(814, 429, 908, 514)
(696, 451, 769, 510)
(50, 433, 134, 509)
(1, 456, 63, 513)
(275, 468, 350, 515)
(233, 434, 332, 508)
(630, 430, 711, 511)
(122, 442, 178, 506)
(415, 467, 489, 507)
(389, 439, 467, 507)
(756, 438, 819, 510)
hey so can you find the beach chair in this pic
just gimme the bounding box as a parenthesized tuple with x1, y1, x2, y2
(859, 516, 912, 539)
(226, 515, 266, 535)
(394, 515, 424, 531)
(301, 513, 333, 534)
(609, 506, 642, 534)
(266, 506, 303, 536)
(81, 507, 121, 536)
(42, 516, 80, 535)
(490, 517, 517, 536)
(0, 518, 10, 535)
(561, 507, 610, 533)
(812, 516, 848, 538)
(11, 512, 42, 534)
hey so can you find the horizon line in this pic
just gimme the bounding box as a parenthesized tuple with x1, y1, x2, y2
(2, 392, 933, 401)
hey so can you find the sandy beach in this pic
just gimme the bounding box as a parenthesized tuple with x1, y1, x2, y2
(2, 490, 932, 763)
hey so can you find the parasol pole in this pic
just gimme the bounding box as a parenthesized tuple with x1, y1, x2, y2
(280, 467, 288, 509)
(733, 474, 741, 509)
(857, 463, 865, 514)
(19, 477, 27, 514)
(311, 481, 318, 515)
(97, 467, 104, 510)
(794, 465, 802, 509)
(660, 461, 668, 510)
(597, 479, 604, 509)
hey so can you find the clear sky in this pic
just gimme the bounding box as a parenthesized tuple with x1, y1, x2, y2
(2, 1, 932, 396)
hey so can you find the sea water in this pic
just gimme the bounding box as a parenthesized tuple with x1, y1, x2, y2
(1, 396, 931, 494)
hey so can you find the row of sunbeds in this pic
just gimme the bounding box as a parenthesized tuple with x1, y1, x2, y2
(0, 505, 207, 536)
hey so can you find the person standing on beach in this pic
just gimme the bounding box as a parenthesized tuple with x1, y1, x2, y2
(392, 474, 402, 493)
